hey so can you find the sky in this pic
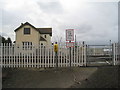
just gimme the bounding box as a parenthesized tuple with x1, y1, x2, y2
(0, 0, 119, 45)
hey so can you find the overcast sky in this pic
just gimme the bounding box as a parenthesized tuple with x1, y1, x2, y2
(0, 0, 119, 44)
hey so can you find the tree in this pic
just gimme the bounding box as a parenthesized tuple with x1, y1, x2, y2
(0, 36, 12, 45)
(6, 37, 12, 46)
(6, 37, 12, 43)
(2, 36, 6, 43)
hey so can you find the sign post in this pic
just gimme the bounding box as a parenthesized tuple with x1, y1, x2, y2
(69, 41, 71, 67)
(54, 42, 58, 68)
(66, 29, 74, 67)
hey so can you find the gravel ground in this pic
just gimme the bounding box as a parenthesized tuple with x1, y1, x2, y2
(2, 67, 97, 88)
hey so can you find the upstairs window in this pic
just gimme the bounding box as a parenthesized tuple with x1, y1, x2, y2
(24, 28, 30, 34)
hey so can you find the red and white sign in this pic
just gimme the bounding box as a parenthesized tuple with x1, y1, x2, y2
(66, 42, 74, 47)
(66, 29, 74, 41)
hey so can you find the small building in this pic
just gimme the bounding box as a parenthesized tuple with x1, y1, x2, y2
(14, 22, 52, 47)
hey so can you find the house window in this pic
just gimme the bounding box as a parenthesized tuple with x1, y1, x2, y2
(23, 42, 32, 50)
(45, 35, 46, 38)
(24, 28, 30, 34)
(41, 43, 43, 48)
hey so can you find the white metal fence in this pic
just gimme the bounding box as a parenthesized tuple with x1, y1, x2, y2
(0, 42, 87, 68)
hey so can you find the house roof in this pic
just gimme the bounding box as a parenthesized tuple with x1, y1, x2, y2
(40, 36, 46, 41)
(14, 22, 52, 36)
(37, 28, 52, 36)
(14, 22, 38, 32)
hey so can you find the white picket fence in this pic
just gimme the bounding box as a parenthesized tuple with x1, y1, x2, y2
(0, 42, 87, 68)
(0, 42, 119, 68)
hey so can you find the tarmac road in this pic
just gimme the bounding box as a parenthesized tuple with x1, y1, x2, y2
(71, 65, 120, 88)
(2, 67, 97, 88)
(2, 65, 120, 88)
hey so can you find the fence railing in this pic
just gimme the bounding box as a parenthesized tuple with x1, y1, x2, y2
(0, 42, 87, 68)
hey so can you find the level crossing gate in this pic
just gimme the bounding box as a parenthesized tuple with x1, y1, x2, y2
(86, 43, 119, 66)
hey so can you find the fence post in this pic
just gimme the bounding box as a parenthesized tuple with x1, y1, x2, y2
(48, 47, 49, 67)
(1, 43, 3, 67)
(85, 44, 87, 66)
(84, 43, 87, 66)
(112, 43, 116, 65)
(55, 52, 58, 68)
(3, 43, 5, 67)
(54, 42, 58, 68)
(82, 41, 86, 66)
(118, 43, 120, 65)
(115, 43, 117, 65)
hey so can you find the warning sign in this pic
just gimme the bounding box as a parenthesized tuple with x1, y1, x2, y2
(66, 42, 74, 47)
(66, 29, 74, 41)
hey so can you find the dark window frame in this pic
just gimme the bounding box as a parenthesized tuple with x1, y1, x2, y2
(24, 28, 31, 35)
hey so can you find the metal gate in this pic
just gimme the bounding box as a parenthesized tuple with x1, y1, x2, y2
(86, 44, 113, 66)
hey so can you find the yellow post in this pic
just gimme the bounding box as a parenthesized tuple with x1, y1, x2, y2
(54, 44, 58, 52)
(54, 43, 58, 68)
